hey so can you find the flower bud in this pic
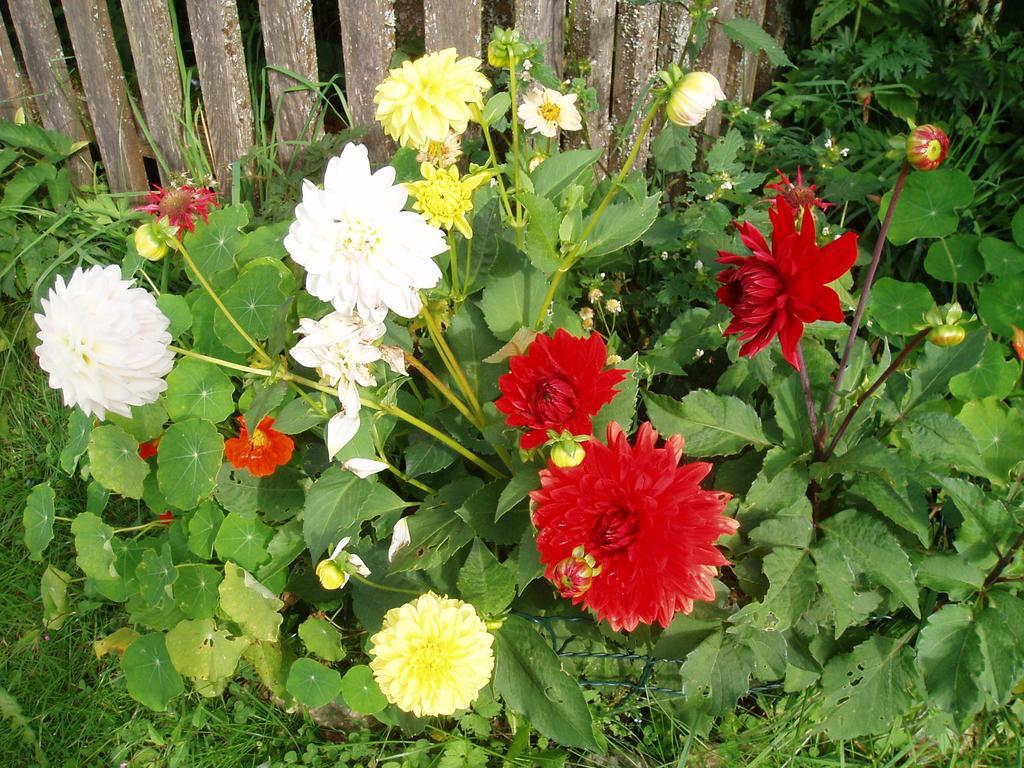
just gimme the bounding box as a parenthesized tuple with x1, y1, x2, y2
(666, 72, 726, 128)
(906, 124, 949, 171)
(1013, 326, 1024, 362)
(927, 325, 966, 347)
(487, 28, 528, 68)
(315, 559, 349, 590)
(550, 440, 586, 468)
(134, 222, 172, 262)
(551, 546, 602, 599)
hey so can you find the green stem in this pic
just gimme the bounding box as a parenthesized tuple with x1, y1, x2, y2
(533, 96, 665, 330)
(349, 571, 422, 596)
(171, 240, 273, 366)
(421, 301, 485, 420)
(384, 460, 437, 494)
(169, 345, 272, 377)
(508, 55, 524, 248)
(481, 121, 515, 221)
(405, 353, 481, 428)
(449, 236, 459, 297)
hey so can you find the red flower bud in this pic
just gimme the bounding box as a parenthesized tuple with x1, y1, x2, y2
(1012, 326, 1024, 361)
(551, 546, 602, 599)
(906, 124, 949, 171)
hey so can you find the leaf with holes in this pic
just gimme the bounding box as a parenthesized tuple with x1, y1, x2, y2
(165, 618, 249, 681)
(157, 419, 224, 510)
(219, 562, 283, 641)
(163, 359, 235, 423)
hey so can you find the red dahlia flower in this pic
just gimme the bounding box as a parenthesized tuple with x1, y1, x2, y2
(765, 167, 832, 214)
(495, 329, 627, 450)
(716, 200, 858, 369)
(224, 416, 294, 477)
(136, 184, 218, 236)
(531, 422, 737, 632)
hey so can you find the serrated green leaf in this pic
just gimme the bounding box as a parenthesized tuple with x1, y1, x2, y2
(531, 148, 601, 198)
(163, 359, 235, 423)
(721, 17, 793, 66)
(644, 390, 770, 456)
(896, 412, 982, 472)
(878, 168, 973, 246)
(493, 616, 598, 751)
(977, 592, 1024, 705)
(679, 630, 755, 719)
(916, 604, 984, 724)
(303, 467, 407, 559)
(651, 123, 697, 173)
(389, 480, 478, 573)
(917, 554, 985, 599)
(165, 618, 249, 681)
(23, 482, 55, 561)
(520, 192, 562, 273)
(748, 500, 813, 549)
(580, 194, 660, 261)
(495, 470, 541, 521)
(88, 425, 148, 499)
(591, 354, 638, 437)
(214, 512, 273, 571)
(218, 562, 283, 642)
(121, 633, 184, 711)
(339, 664, 387, 715)
(812, 540, 881, 638)
(457, 540, 516, 616)
(298, 617, 346, 662)
(811, 0, 858, 40)
(847, 475, 929, 545)
(157, 419, 224, 510)
(867, 278, 933, 336)
(479, 266, 549, 340)
(739, 547, 816, 632)
(286, 658, 342, 708)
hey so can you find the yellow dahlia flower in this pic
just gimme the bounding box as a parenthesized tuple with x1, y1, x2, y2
(374, 49, 490, 148)
(369, 592, 494, 717)
(406, 162, 487, 239)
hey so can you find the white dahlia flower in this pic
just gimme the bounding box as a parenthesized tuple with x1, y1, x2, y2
(284, 143, 446, 323)
(35, 265, 174, 419)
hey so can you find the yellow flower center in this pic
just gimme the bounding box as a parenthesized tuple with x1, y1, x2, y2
(418, 174, 470, 222)
(424, 141, 445, 164)
(539, 101, 561, 122)
(250, 429, 270, 449)
(334, 217, 383, 261)
(925, 139, 943, 161)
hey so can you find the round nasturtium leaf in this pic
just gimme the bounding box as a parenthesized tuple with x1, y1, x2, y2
(286, 657, 343, 709)
(298, 617, 346, 662)
(1012, 206, 1024, 249)
(71, 512, 118, 581)
(213, 512, 273, 572)
(977, 276, 1024, 337)
(187, 501, 225, 560)
(218, 562, 283, 642)
(108, 401, 168, 443)
(121, 633, 184, 711)
(340, 664, 388, 715)
(163, 359, 235, 423)
(867, 278, 934, 336)
(979, 237, 1024, 277)
(950, 341, 1019, 401)
(924, 235, 983, 284)
(156, 293, 192, 340)
(135, 547, 178, 605)
(879, 168, 974, 245)
(165, 618, 249, 681)
(157, 419, 224, 510)
(173, 564, 222, 620)
(88, 424, 149, 499)
(213, 264, 288, 353)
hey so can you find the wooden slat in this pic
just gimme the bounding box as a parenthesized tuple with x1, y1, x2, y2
(6, 0, 91, 184)
(657, 3, 692, 70)
(737, 0, 769, 105)
(338, 0, 395, 161)
(184, 0, 255, 182)
(61, 0, 148, 193)
(567, 0, 615, 155)
(120, 0, 185, 179)
(423, 0, 483, 59)
(609, 0, 660, 171)
(515, 0, 565, 76)
(258, 0, 321, 162)
(699, 0, 737, 137)
(0, 11, 31, 122)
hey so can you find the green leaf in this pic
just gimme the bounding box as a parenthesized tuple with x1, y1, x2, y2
(976, 593, 1024, 705)
(479, 266, 549, 340)
(580, 194, 660, 262)
(679, 631, 755, 719)
(916, 604, 984, 724)
(481, 92, 511, 126)
(2, 163, 56, 206)
(59, 407, 92, 474)
(156, 293, 192, 340)
(107, 402, 167, 443)
(901, 330, 985, 416)
(272, 396, 328, 435)
(303, 467, 407, 559)
(243, 381, 288, 434)
(173, 564, 222, 619)
(748, 499, 813, 549)
(457, 540, 516, 616)
(213, 264, 288, 353)
(812, 540, 881, 638)
(980, 237, 1024, 277)
(651, 123, 697, 173)
(339, 665, 387, 715)
(121, 633, 184, 711)
(157, 419, 224, 510)
(183, 206, 248, 276)
(495, 470, 542, 521)
(531, 148, 601, 198)
(924, 235, 984, 284)
(867, 278, 933, 336)
(135, 547, 177, 604)
(214, 512, 273, 571)
(957, 398, 1024, 485)
(214, 463, 306, 518)
(88, 425, 148, 499)
(949, 341, 1018, 400)
(1013, 206, 1024, 249)
(187, 501, 225, 560)
(218, 562, 283, 642)
(738, 547, 816, 632)
(41, 565, 71, 631)
(286, 658, 342, 708)
(493, 616, 599, 751)
(811, 0, 858, 39)
(520, 192, 562, 273)
(165, 618, 249, 681)
(244, 641, 287, 698)
(72, 512, 118, 581)
(896, 411, 982, 471)
(389, 480, 478, 573)
(978, 276, 1024, 337)
(878, 168, 974, 245)
(298, 617, 346, 662)
(23, 482, 55, 560)
(721, 17, 793, 67)
(820, 635, 918, 739)
(917, 554, 985, 599)
(820, 509, 919, 616)
(163, 359, 235, 423)
(847, 475, 929, 545)
(644, 390, 769, 456)
(591, 354, 639, 437)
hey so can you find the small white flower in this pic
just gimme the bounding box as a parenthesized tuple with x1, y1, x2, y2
(343, 458, 389, 478)
(35, 265, 174, 419)
(694, 260, 704, 270)
(764, 108, 772, 121)
(388, 518, 411, 562)
(721, 180, 734, 190)
(605, 299, 623, 314)
(824, 137, 834, 150)
(518, 88, 583, 138)
(284, 143, 446, 323)
(522, 59, 532, 71)
(840, 147, 850, 157)
(666, 72, 725, 127)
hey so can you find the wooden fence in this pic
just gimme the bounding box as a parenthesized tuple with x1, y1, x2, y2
(0, 0, 785, 192)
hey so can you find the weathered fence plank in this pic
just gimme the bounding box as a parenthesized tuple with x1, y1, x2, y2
(567, 0, 615, 154)
(184, 0, 255, 181)
(515, 0, 565, 76)
(61, 0, 148, 193)
(258, 0, 321, 162)
(338, 0, 395, 161)
(120, 0, 185, 179)
(610, 0, 660, 171)
(0, 11, 31, 122)
(423, 0, 483, 59)
(6, 0, 91, 184)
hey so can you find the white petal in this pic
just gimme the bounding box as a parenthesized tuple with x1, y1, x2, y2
(387, 518, 411, 563)
(342, 458, 389, 478)
(347, 553, 372, 577)
(329, 536, 352, 559)
(327, 410, 360, 458)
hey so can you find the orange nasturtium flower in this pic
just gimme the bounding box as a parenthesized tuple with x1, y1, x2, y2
(224, 416, 294, 477)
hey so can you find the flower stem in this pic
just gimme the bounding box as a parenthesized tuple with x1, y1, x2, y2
(508, 55, 524, 247)
(481, 120, 515, 222)
(349, 571, 422, 595)
(449, 236, 459, 296)
(171, 240, 274, 366)
(823, 328, 928, 459)
(795, 344, 823, 459)
(384, 459, 437, 495)
(821, 162, 910, 442)
(420, 301, 484, 420)
(169, 345, 272, 377)
(532, 95, 665, 330)
(404, 353, 481, 428)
